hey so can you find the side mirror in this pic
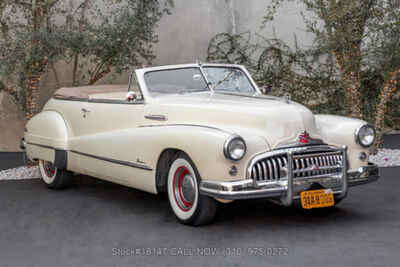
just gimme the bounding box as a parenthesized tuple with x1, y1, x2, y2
(126, 91, 137, 102)
(261, 85, 272, 94)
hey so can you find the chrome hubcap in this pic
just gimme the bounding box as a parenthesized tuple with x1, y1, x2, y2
(172, 166, 196, 212)
(181, 174, 195, 203)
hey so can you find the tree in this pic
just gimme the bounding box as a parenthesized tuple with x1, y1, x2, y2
(0, 0, 63, 119)
(208, 0, 400, 147)
(264, 0, 400, 146)
(0, 0, 172, 119)
(63, 0, 173, 86)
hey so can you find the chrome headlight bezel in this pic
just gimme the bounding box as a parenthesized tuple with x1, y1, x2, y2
(224, 135, 247, 161)
(355, 124, 376, 148)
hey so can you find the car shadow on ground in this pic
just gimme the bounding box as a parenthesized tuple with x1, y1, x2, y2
(67, 174, 376, 229)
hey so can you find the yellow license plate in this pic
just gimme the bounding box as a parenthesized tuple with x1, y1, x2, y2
(300, 189, 335, 209)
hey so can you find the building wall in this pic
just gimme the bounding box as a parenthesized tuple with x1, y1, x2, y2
(153, 0, 235, 65)
(153, 0, 310, 65)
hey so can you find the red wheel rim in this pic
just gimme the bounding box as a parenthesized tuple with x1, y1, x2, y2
(172, 166, 195, 212)
(43, 161, 56, 177)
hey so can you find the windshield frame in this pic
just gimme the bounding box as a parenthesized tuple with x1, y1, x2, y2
(136, 63, 261, 101)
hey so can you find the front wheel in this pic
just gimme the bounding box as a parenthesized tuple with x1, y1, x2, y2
(167, 153, 217, 226)
(39, 160, 72, 189)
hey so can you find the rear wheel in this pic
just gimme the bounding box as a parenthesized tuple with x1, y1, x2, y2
(39, 160, 72, 189)
(167, 153, 217, 226)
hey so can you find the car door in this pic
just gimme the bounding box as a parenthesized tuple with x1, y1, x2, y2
(72, 91, 146, 184)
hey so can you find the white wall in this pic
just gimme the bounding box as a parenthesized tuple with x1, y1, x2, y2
(153, 0, 312, 65)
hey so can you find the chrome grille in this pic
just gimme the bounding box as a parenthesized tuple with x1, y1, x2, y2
(292, 151, 343, 179)
(250, 149, 344, 182)
(251, 155, 288, 181)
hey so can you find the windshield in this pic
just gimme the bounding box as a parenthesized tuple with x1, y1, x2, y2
(144, 68, 208, 95)
(202, 67, 255, 93)
(143, 66, 256, 96)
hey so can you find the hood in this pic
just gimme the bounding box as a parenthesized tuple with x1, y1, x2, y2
(145, 92, 321, 148)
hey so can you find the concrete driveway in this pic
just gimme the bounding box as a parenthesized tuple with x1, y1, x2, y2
(0, 167, 399, 267)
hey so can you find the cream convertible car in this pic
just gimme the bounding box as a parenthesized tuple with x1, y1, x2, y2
(22, 63, 379, 225)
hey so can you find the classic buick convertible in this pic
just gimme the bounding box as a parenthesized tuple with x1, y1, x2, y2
(22, 63, 379, 225)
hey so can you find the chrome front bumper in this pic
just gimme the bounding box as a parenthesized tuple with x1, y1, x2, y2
(199, 163, 379, 205)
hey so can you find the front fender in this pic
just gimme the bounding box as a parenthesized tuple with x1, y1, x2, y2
(134, 125, 269, 182)
(315, 115, 371, 169)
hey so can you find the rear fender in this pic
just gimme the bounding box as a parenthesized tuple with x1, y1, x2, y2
(25, 111, 69, 165)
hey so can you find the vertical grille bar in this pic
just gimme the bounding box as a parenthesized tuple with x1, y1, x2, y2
(271, 158, 278, 180)
(261, 161, 268, 180)
(257, 163, 263, 181)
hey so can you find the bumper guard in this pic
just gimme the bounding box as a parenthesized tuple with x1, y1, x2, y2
(199, 155, 379, 205)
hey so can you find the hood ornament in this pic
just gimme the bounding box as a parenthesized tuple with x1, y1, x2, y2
(298, 130, 310, 144)
(276, 130, 326, 149)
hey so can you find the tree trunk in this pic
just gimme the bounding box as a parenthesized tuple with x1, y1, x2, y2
(26, 72, 43, 120)
(72, 0, 90, 86)
(333, 51, 363, 119)
(374, 69, 400, 147)
(26, 0, 46, 120)
(88, 65, 111, 85)
(343, 71, 362, 119)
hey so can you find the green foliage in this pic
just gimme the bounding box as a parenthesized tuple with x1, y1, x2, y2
(207, 32, 347, 115)
(60, 0, 173, 85)
(207, 0, 400, 131)
(0, 0, 173, 95)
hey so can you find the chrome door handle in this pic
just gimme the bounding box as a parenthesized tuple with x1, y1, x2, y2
(81, 108, 91, 118)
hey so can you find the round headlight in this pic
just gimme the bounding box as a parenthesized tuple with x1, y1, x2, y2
(355, 124, 376, 147)
(224, 136, 246, 161)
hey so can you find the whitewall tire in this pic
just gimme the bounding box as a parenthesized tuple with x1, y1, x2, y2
(167, 153, 217, 226)
(39, 160, 72, 189)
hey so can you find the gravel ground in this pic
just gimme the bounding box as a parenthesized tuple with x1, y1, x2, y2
(0, 149, 399, 181)
(369, 149, 400, 167)
(0, 166, 40, 180)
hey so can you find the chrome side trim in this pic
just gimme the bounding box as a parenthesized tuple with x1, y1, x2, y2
(26, 142, 55, 150)
(53, 96, 145, 105)
(53, 96, 88, 102)
(138, 124, 233, 135)
(70, 150, 153, 171)
(25, 142, 153, 171)
(89, 98, 145, 105)
(144, 114, 168, 121)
